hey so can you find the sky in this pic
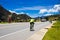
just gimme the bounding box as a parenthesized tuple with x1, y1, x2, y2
(0, 0, 60, 18)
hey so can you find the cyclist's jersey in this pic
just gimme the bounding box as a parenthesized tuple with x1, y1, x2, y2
(30, 19, 34, 23)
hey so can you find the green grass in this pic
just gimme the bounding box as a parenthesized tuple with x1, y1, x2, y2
(42, 21, 60, 40)
(0, 22, 8, 24)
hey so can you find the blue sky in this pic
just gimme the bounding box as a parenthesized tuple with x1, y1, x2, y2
(0, 0, 60, 17)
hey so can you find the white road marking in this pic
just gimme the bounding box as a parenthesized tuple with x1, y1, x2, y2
(0, 28, 29, 38)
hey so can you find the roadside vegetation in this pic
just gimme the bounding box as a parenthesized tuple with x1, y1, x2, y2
(42, 20, 60, 40)
(0, 22, 8, 24)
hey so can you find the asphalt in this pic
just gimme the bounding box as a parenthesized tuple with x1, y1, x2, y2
(0, 21, 51, 40)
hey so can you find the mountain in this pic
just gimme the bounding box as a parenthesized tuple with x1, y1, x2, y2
(17, 14, 31, 22)
(0, 5, 11, 22)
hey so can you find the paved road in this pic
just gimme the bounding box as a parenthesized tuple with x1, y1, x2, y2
(0, 21, 51, 40)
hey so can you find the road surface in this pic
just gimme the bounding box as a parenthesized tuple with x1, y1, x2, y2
(0, 21, 51, 40)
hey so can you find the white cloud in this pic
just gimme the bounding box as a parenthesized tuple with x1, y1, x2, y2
(48, 4, 60, 12)
(48, 8, 58, 12)
(14, 6, 44, 10)
(39, 4, 60, 14)
(19, 12, 24, 14)
(54, 4, 60, 11)
(39, 8, 58, 14)
(30, 14, 39, 18)
(39, 9, 48, 13)
(9, 10, 23, 14)
(44, 14, 53, 16)
(19, 12, 30, 15)
(26, 13, 29, 14)
(14, 6, 51, 10)
(9, 10, 16, 13)
(9, 10, 29, 14)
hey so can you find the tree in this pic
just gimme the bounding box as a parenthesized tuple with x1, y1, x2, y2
(11, 13, 17, 22)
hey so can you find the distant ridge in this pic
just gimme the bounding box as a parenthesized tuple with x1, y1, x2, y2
(0, 5, 11, 22)
(0, 5, 11, 15)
